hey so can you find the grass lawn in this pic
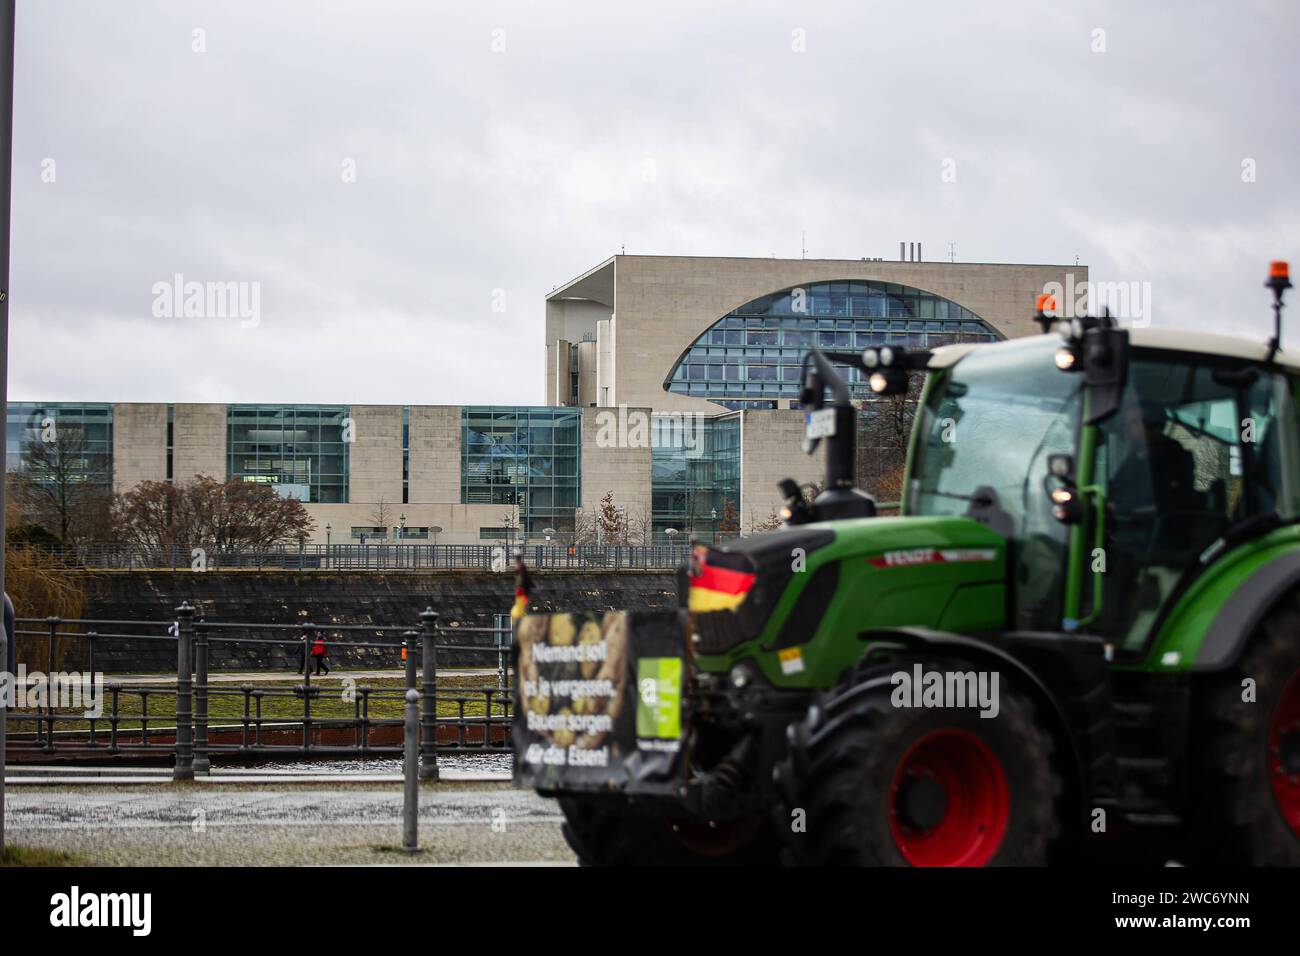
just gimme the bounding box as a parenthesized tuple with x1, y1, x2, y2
(0, 845, 88, 867)
(9, 674, 513, 733)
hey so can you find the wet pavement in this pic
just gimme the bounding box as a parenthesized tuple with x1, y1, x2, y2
(3, 781, 573, 866)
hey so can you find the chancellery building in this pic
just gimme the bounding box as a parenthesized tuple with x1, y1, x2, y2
(8, 254, 1081, 544)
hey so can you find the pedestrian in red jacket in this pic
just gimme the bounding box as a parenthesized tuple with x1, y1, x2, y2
(310, 631, 329, 676)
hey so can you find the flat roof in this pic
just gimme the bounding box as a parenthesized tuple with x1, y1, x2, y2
(929, 326, 1300, 372)
(545, 254, 1084, 303)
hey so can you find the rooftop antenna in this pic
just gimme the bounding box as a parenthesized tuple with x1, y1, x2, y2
(620, 244, 625, 255)
(1266, 260, 1292, 365)
(801, 231, 806, 259)
(947, 241, 956, 263)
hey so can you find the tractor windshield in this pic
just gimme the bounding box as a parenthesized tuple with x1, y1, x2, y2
(908, 336, 1082, 628)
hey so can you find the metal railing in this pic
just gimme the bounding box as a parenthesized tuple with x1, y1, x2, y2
(4, 606, 515, 779)
(52, 542, 694, 571)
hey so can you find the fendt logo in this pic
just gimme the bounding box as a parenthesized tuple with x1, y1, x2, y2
(49, 886, 152, 936)
(868, 548, 997, 568)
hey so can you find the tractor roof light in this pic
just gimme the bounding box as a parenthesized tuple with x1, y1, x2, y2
(1266, 260, 1292, 366)
(1033, 293, 1058, 334)
(880, 346, 896, 367)
(1054, 346, 1078, 371)
(1049, 486, 1074, 505)
(1269, 260, 1292, 290)
(869, 371, 889, 393)
(862, 347, 880, 368)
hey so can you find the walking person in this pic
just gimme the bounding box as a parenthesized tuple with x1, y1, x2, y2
(310, 629, 329, 676)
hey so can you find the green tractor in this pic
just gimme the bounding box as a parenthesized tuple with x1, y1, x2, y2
(515, 262, 1300, 866)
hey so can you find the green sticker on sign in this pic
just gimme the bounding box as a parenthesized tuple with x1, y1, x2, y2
(636, 657, 682, 740)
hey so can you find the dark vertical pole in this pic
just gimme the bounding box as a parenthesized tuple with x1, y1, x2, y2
(301, 626, 311, 750)
(86, 629, 97, 745)
(0, 0, 16, 851)
(402, 689, 419, 852)
(193, 617, 209, 774)
(174, 602, 195, 781)
(419, 607, 439, 780)
(43, 616, 55, 750)
(403, 628, 418, 691)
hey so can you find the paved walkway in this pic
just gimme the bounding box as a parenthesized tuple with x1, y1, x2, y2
(3, 781, 572, 865)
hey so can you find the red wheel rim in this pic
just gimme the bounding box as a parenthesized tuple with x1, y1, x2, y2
(888, 728, 1010, 866)
(1269, 668, 1300, 839)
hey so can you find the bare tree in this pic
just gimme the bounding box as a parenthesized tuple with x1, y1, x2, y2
(569, 506, 597, 546)
(498, 506, 520, 549)
(624, 503, 656, 545)
(370, 496, 393, 533)
(12, 424, 113, 545)
(856, 374, 922, 503)
(115, 475, 315, 554)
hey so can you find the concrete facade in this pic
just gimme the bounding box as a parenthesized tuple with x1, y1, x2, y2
(171, 404, 227, 481)
(407, 405, 460, 504)
(347, 405, 403, 506)
(579, 405, 653, 528)
(110, 402, 167, 493)
(546, 255, 1086, 414)
(739, 410, 827, 534)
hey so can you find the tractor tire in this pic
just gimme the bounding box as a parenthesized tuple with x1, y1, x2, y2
(1190, 594, 1300, 865)
(775, 661, 1061, 866)
(558, 795, 779, 866)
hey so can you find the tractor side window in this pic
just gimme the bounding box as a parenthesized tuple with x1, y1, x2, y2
(1096, 356, 1290, 649)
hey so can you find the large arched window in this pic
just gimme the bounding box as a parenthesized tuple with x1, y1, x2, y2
(665, 280, 1001, 408)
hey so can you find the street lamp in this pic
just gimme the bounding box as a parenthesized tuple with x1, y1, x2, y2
(325, 522, 332, 569)
(398, 513, 406, 542)
(711, 508, 718, 545)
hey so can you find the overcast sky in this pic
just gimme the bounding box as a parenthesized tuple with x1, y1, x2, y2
(9, 0, 1298, 404)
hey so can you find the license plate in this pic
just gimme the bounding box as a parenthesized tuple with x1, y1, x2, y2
(805, 408, 836, 440)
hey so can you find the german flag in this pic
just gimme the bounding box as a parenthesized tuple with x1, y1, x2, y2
(511, 553, 533, 623)
(688, 549, 756, 613)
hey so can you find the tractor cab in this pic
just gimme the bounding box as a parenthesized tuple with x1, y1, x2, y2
(909, 327, 1300, 658)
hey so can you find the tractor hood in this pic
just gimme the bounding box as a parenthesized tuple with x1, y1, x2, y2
(690, 516, 1009, 686)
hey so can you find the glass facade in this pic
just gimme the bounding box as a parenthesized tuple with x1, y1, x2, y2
(5, 402, 114, 482)
(666, 280, 1000, 407)
(461, 407, 581, 534)
(651, 413, 740, 543)
(227, 405, 350, 503)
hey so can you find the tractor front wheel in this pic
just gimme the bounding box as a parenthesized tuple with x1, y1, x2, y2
(776, 662, 1061, 866)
